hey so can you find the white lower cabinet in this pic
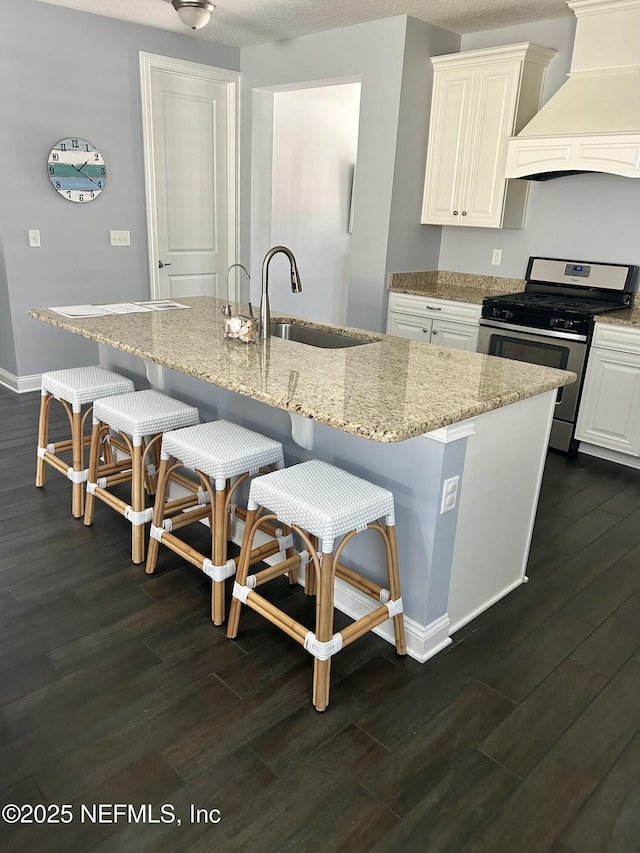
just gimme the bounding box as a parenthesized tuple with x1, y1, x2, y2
(431, 318, 479, 351)
(575, 324, 640, 456)
(386, 292, 480, 352)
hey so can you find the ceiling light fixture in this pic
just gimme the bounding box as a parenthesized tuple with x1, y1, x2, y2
(172, 0, 215, 30)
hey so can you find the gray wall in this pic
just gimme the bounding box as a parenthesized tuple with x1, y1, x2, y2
(0, 231, 17, 376)
(241, 16, 458, 333)
(385, 18, 460, 285)
(0, 0, 239, 378)
(439, 16, 640, 277)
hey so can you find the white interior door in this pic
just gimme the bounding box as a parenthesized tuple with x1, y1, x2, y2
(140, 53, 239, 300)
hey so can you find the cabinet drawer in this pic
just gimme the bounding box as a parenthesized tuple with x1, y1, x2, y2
(592, 322, 640, 355)
(388, 292, 481, 323)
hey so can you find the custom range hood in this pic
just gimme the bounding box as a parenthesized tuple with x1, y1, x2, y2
(506, 0, 640, 180)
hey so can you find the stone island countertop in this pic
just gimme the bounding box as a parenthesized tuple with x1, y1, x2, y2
(29, 296, 575, 443)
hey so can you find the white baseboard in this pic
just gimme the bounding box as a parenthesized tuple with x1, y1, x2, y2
(0, 368, 41, 394)
(448, 575, 527, 635)
(578, 442, 640, 470)
(175, 480, 451, 664)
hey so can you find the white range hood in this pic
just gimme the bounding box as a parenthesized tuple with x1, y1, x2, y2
(506, 0, 640, 180)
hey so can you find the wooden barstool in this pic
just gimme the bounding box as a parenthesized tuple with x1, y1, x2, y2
(145, 420, 294, 625)
(35, 366, 135, 517)
(83, 389, 199, 563)
(226, 459, 407, 711)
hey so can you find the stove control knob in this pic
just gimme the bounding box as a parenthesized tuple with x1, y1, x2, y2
(504, 310, 514, 320)
(563, 319, 574, 329)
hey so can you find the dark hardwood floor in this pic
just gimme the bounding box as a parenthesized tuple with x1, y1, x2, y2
(1, 384, 639, 852)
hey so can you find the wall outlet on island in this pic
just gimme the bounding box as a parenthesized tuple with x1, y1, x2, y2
(491, 249, 502, 266)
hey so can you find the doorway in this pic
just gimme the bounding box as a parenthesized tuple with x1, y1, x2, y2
(140, 53, 240, 300)
(251, 79, 361, 324)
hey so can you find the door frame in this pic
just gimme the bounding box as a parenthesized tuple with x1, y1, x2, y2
(139, 52, 241, 300)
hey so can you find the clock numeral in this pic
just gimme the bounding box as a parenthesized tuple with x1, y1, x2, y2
(60, 143, 66, 151)
(90, 192, 95, 198)
(71, 138, 79, 148)
(51, 152, 59, 161)
(49, 166, 54, 175)
(97, 181, 103, 188)
(94, 153, 100, 160)
(100, 167, 105, 175)
(79, 194, 84, 202)
(86, 144, 90, 152)
(55, 181, 61, 189)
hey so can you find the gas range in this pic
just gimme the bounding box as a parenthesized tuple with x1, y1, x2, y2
(477, 257, 637, 454)
(481, 257, 637, 341)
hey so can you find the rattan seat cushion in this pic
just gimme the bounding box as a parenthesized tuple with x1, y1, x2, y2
(162, 420, 284, 487)
(92, 389, 199, 444)
(41, 366, 135, 411)
(249, 459, 395, 550)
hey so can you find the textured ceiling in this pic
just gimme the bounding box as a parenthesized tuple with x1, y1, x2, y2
(34, 0, 572, 47)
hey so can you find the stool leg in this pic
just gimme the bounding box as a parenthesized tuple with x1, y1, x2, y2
(305, 534, 318, 596)
(145, 456, 172, 575)
(211, 482, 228, 626)
(71, 409, 84, 519)
(131, 442, 146, 564)
(226, 507, 257, 638)
(35, 393, 49, 488)
(386, 524, 407, 656)
(312, 550, 336, 712)
(83, 420, 102, 526)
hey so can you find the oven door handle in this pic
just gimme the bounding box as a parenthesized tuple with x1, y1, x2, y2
(478, 318, 588, 343)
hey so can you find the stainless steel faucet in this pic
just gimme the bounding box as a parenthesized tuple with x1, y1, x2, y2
(259, 246, 302, 339)
(223, 263, 251, 316)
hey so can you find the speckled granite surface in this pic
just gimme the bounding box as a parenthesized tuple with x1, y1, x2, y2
(29, 297, 574, 443)
(595, 301, 640, 328)
(389, 270, 640, 327)
(388, 270, 526, 304)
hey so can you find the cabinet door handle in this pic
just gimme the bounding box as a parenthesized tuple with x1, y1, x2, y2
(461, 211, 467, 216)
(453, 210, 459, 216)
(422, 328, 429, 333)
(432, 329, 438, 335)
(425, 305, 442, 311)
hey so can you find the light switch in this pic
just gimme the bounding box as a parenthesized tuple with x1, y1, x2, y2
(110, 230, 131, 247)
(28, 230, 41, 248)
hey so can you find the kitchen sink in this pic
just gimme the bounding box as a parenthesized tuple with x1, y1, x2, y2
(270, 322, 377, 349)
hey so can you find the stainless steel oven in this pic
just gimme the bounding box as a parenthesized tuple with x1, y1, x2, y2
(477, 320, 588, 452)
(476, 256, 637, 454)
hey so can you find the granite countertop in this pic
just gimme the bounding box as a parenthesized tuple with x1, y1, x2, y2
(388, 270, 526, 305)
(389, 270, 640, 328)
(29, 297, 575, 443)
(595, 302, 640, 328)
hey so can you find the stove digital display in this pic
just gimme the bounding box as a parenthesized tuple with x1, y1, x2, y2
(565, 263, 591, 278)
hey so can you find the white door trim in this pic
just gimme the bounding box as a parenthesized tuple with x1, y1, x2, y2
(139, 52, 241, 300)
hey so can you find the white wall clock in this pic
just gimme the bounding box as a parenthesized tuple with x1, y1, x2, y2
(47, 137, 107, 203)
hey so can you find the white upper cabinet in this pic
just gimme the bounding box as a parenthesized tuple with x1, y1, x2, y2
(421, 43, 556, 229)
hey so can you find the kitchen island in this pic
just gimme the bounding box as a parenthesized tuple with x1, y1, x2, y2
(30, 297, 575, 662)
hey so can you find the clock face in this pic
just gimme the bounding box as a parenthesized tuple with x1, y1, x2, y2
(47, 137, 106, 203)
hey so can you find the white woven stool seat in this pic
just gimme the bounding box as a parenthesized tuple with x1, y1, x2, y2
(93, 389, 199, 444)
(41, 366, 135, 412)
(162, 421, 284, 488)
(249, 459, 395, 551)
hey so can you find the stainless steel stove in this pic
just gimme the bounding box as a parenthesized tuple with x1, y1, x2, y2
(477, 257, 638, 453)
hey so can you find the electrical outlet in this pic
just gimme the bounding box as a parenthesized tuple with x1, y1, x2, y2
(110, 230, 131, 247)
(491, 248, 502, 266)
(440, 475, 459, 514)
(28, 230, 41, 248)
